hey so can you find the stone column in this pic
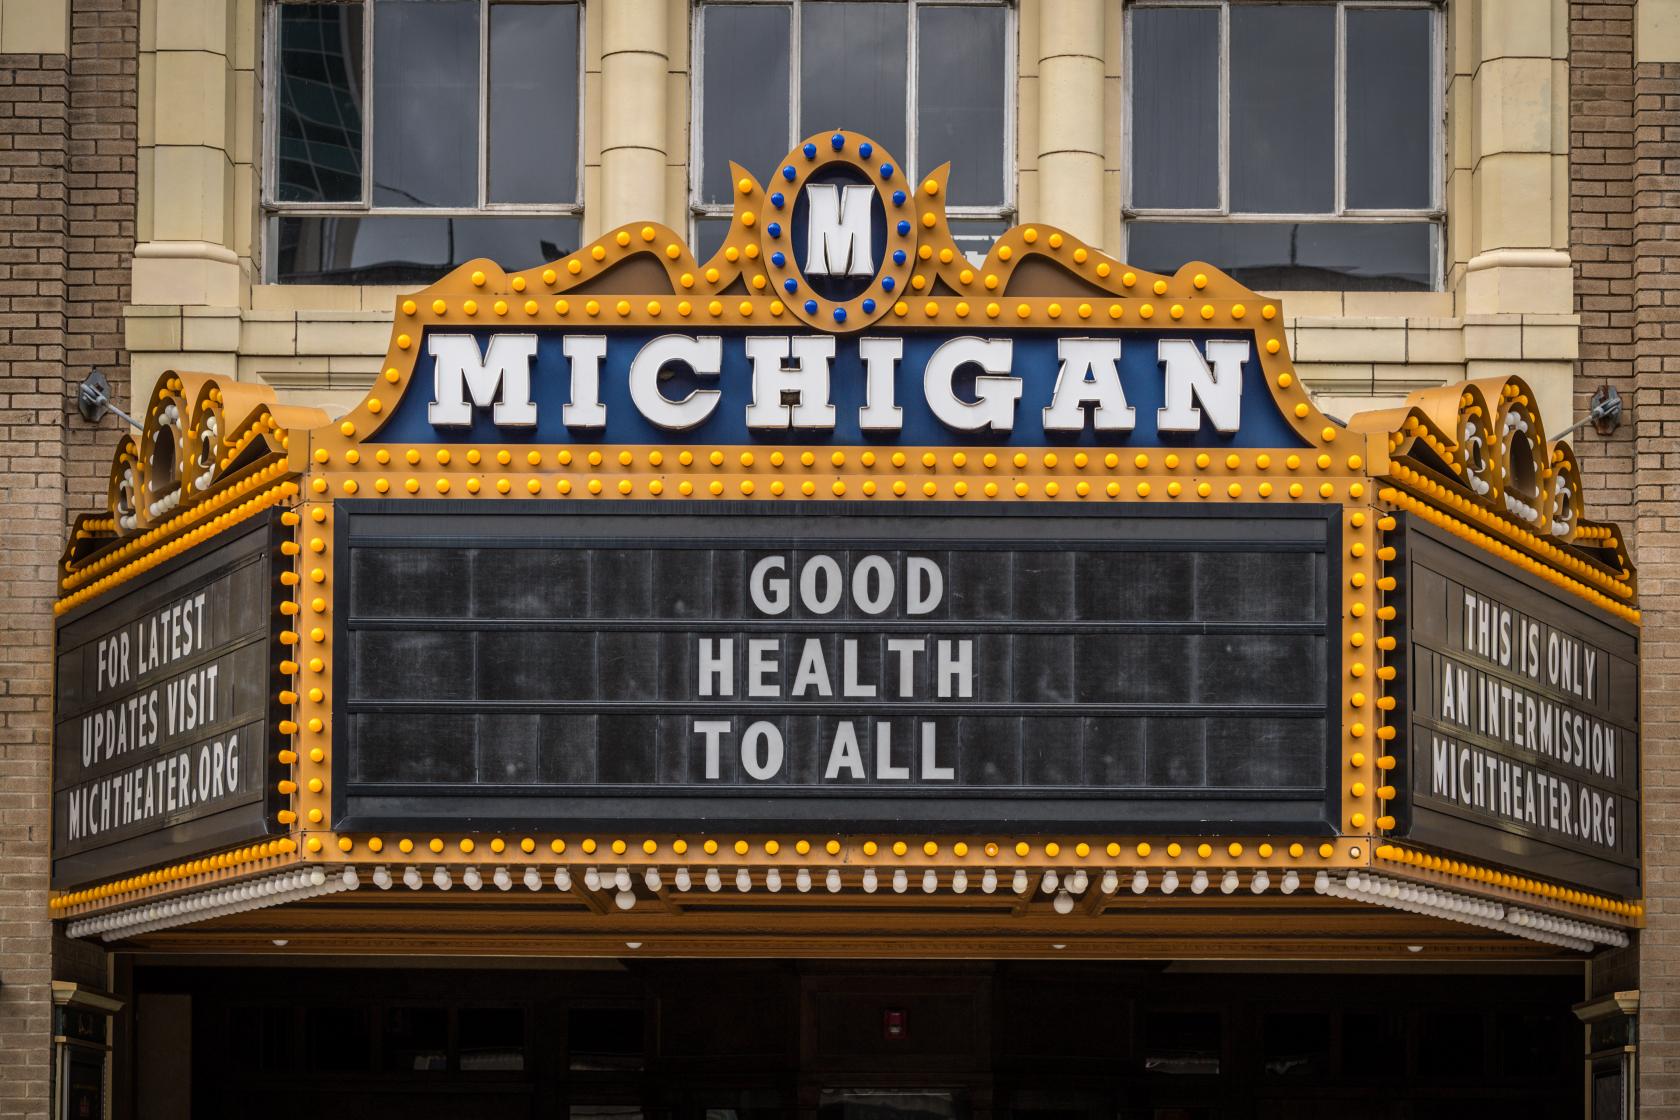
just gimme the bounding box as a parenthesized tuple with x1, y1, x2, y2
(1034, 0, 1105, 247)
(597, 0, 669, 233)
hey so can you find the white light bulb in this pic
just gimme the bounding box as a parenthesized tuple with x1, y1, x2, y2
(1042, 870, 1059, 894)
(493, 867, 512, 891)
(674, 867, 692, 891)
(922, 870, 937, 893)
(614, 889, 635, 911)
(1013, 870, 1030, 895)
(863, 869, 878, 893)
(372, 867, 392, 890)
(1131, 870, 1147, 894)
(434, 868, 452, 891)
(554, 868, 572, 891)
(463, 867, 482, 891)
(524, 867, 542, 891)
(644, 868, 662, 892)
(952, 870, 968, 894)
(1251, 871, 1269, 894)
(826, 869, 842, 892)
(1191, 871, 1208, 895)
(1053, 890, 1075, 915)
(705, 868, 722, 891)
(615, 867, 632, 892)
(1161, 870, 1178, 895)
(1100, 870, 1118, 895)
(736, 868, 752, 892)
(982, 869, 998, 894)
(584, 867, 601, 891)
(766, 868, 782, 892)
(892, 869, 908, 893)
(1220, 871, 1238, 894)
(404, 867, 422, 890)
(796, 869, 812, 892)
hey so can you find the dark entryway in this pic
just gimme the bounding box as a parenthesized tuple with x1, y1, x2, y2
(117, 960, 1583, 1119)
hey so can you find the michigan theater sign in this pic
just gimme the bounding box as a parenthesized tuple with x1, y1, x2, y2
(49, 133, 1644, 955)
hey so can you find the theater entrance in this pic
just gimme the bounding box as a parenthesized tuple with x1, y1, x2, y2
(115, 958, 1584, 1120)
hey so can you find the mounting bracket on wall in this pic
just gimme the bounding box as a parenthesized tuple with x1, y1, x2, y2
(1555, 384, 1625, 442)
(74, 369, 140, 430)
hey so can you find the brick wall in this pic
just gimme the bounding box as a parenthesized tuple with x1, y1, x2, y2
(0, 1, 135, 1116)
(1572, 2, 1680, 1114)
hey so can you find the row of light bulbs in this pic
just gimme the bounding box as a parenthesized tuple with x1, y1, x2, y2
(358, 864, 1308, 915)
(66, 868, 349, 942)
(1327, 870, 1628, 952)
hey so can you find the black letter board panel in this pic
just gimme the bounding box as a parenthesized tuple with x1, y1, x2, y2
(1397, 515, 1640, 897)
(333, 501, 1339, 833)
(52, 512, 287, 887)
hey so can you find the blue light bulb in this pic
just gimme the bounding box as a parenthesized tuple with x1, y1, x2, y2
(831, 133, 845, 151)
(892, 250, 906, 266)
(862, 298, 876, 313)
(833, 307, 847, 323)
(770, 192, 784, 209)
(771, 251, 786, 267)
(782, 165, 797, 181)
(783, 278, 797, 293)
(881, 163, 895, 179)
(804, 299, 818, 314)
(896, 220, 911, 236)
(882, 276, 896, 292)
(859, 142, 873, 159)
(767, 222, 781, 239)
(892, 190, 906, 207)
(802, 142, 817, 159)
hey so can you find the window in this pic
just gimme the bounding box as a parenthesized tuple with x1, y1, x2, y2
(693, 0, 1013, 262)
(1125, 1, 1440, 290)
(265, 0, 582, 283)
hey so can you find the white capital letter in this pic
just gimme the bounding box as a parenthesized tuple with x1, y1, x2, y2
(858, 336, 904, 431)
(744, 335, 837, 429)
(561, 335, 607, 428)
(924, 337, 1020, 432)
(1044, 338, 1135, 432)
(1158, 338, 1248, 433)
(804, 183, 875, 277)
(428, 333, 538, 427)
(629, 334, 722, 430)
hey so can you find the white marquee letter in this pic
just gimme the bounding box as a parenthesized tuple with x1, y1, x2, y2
(1157, 338, 1248, 433)
(804, 183, 875, 277)
(924, 337, 1020, 432)
(629, 334, 722, 430)
(561, 335, 607, 428)
(428, 333, 538, 427)
(744, 335, 837, 429)
(1044, 338, 1136, 432)
(858, 336, 904, 431)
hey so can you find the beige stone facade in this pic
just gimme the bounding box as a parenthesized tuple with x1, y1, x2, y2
(5, 0, 1678, 1115)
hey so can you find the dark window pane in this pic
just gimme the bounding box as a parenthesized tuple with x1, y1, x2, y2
(307, 1007, 374, 1073)
(373, 0, 478, 206)
(273, 214, 580, 283)
(1347, 8, 1434, 210)
(1261, 1011, 1331, 1079)
(1230, 5, 1334, 213)
(917, 5, 1006, 206)
(1130, 8, 1218, 209)
(801, 1, 907, 159)
(693, 215, 733, 262)
(1142, 1010, 1222, 1076)
(949, 217, 1009, 266)
(460, 1006, 526, 1072)
(490, 2, 579, 203)
(1417, 1010, 1486, 1077)
(275, 4, 365, 202)
(1126, 221, 1434, 290)
(384, 1006, 449, 1072)
(568, 1005, 645, 1072)
(701, 4, 790, 201)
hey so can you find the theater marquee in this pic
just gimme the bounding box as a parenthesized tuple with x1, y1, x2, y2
(48, 132, 1645, 952)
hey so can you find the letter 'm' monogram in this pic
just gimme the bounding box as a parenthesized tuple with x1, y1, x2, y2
(804, 183, 875, 277)
(428, 333, 539, 427)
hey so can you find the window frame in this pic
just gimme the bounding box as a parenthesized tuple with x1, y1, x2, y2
(1122, 0, 1445, 286)
(688, 0, 1017, 245)
(260, 0, 586, 220)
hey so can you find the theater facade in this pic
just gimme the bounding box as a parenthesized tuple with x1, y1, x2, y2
(44, 127, 1644, 1119)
